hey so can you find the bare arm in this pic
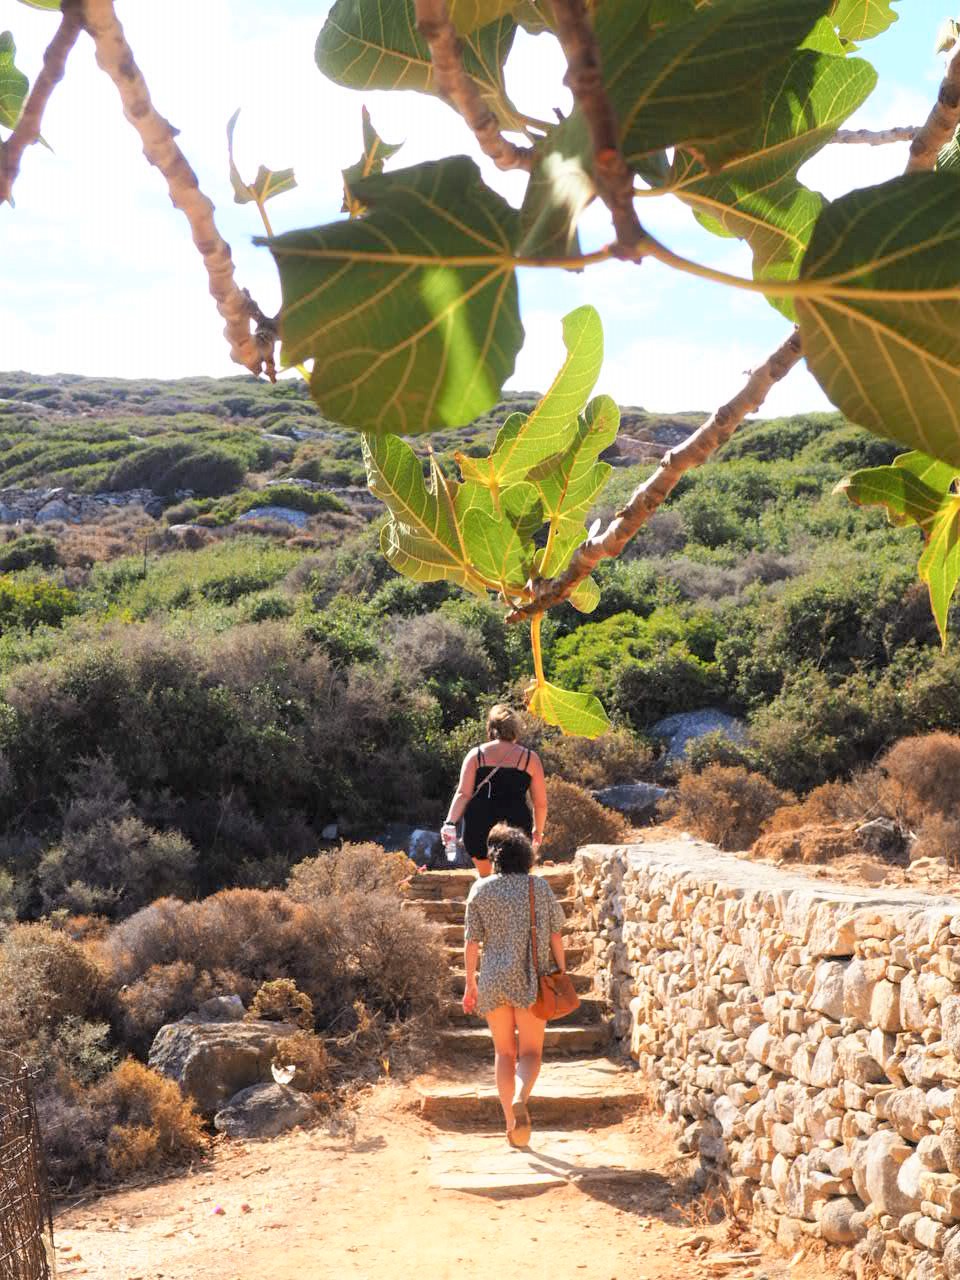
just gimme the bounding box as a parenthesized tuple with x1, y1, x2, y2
(463, 939, 480, 1012)
(445, 750, 478, 826)
(550, 932, 566, 973)
(528, 751, 547, 848)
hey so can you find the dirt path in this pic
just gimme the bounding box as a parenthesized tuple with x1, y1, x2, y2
(55, 1082, 834, 1280)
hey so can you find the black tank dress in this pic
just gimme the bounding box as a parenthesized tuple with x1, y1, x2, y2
(461, 745, 534, 859)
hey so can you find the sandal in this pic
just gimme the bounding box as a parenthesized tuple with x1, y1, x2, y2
(511, 1100, 531, 1147)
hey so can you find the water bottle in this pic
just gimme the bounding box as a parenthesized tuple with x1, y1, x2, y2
(441, 823, 458, 865)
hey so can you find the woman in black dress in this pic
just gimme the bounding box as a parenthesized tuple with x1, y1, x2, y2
(442, 705, 548, 877)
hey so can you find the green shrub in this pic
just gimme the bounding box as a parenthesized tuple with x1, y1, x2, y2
(551, 607, 723, 730)
(0, 535, 58, 573)
(38, 816, 196, 918)
(0, 576, 78, 632)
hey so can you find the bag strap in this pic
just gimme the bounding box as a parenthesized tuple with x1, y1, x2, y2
(463, 761, 504, 812)
(528, 877, 539, 978)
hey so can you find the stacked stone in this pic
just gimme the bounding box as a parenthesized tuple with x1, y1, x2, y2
(575, 839, 960, 1280)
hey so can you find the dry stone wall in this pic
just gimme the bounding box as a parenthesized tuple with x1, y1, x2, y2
(575, 839, 960, 1280)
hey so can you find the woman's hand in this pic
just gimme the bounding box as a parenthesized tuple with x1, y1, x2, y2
(462, 978, 479, 1015)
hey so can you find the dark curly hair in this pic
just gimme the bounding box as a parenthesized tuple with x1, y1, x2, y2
(487, 823, 534, 875)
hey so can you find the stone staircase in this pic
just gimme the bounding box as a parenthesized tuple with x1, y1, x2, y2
(404, 866, 647, 1193)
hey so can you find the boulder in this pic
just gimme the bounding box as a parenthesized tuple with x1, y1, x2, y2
(34, 498, 75, 523)
(236, 506, 309, 528)
(648, 709, 748, 761)
(591, 782, 669, 822)
(191, 995, 246, 1023)
(856, 817, 908, 863)
(213, 1083, 317, 1139)
(148, 1019, 298, 1116)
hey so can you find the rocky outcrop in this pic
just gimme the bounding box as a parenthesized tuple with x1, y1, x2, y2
(148, 1019, 298, 1116)
(592, 783, 669, 822)
(213, 1083, 317, 1138)
(0, 485, 165, 524)
(649, 709, 748, 760)
(576, 838, 960, 1278)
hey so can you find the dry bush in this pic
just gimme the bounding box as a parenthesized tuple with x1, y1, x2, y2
(537, 727, 655, 790)
(0, 923, 106, 1050)
(286, 843, 414, 903)
(752, 824, 854, 865)
(540, 778, 629, 862)
(100, 885, 446, 1056)
(912, 813, 960, 867)
(247, 978, 314, 1029)
(311, 891, 448, 1055)
(100, 1060, 205, 1177)
(274, 1030, 330, 1093)
(38, 1058, 206, 1189)
(115, 961, 225, 1055)
(762, 781, 849, 834)
(668, 765, 792, 851)
(56, 511, 157, 569)
(880, 733, 960, 828)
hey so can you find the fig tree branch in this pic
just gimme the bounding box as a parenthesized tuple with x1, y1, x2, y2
(506, 329, 804, 621)
(0, 1, 83, 206)
(905, 41, 960, 172)
(832, 126, 919, 145)
(80, 0, 270, 377)
(549, 0, 644, 253)
(414, 0, 533, 171)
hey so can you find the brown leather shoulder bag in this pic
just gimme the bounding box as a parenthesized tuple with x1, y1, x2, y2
(528, 877, 580, 1021)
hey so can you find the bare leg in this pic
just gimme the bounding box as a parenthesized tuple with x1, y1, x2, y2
(514, 1006, 547, 1105)
(485, 1005, 518, 1133)
(472, 857, 492, 878)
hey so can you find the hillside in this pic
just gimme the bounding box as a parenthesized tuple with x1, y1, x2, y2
(0, 370, 954, 917)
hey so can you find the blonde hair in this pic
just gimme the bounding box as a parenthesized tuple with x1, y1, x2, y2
(487, 704, 520, 742)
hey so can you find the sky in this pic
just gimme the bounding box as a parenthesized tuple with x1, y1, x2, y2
(0, 0, 948, 415)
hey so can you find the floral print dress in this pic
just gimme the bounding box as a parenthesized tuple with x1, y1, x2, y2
(464, 873, 566, 1015)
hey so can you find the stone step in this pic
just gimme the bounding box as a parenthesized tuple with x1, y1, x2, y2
(414, 896, 577, 924)
(445, 994, 606, 1026)
(428, 1128, 654, 1194)
(416, 1057, 643, 1128)
(442, 943, 588, 969)
(437, 919, 580, 947)
(447, 969, 594, 997)
(439, 1023, 611, 1055)
(404, 867, 575, 902)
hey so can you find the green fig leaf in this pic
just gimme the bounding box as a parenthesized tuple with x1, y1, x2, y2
(0, 32, 29, 132)
(528, 680, 611, 738)
(226, 109, 296, 207)
(342, 105, 403, 215)
(260, 157, 522, 435)
(456, 305, 603, 489)
(796, 173, 960, 468)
